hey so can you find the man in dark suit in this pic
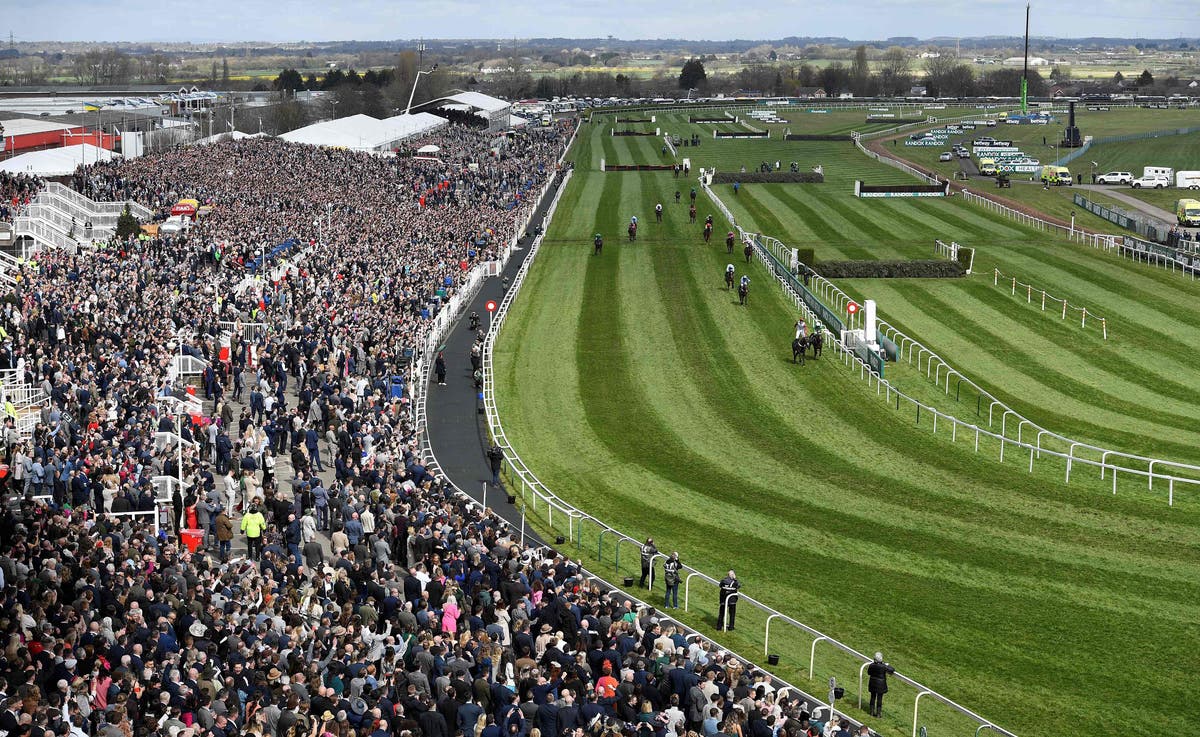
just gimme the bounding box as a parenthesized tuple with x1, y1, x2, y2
(717, 571, 740, 631)
(867, 652, 895, 718)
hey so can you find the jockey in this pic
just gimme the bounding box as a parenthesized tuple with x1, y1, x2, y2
(631, 215, 638, 225)
(795, 319, 807, 339)
(726, 264, 735, 278)
(740, 275, 750, 288)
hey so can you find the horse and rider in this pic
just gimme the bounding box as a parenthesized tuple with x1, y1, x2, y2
(791, 329, 824, 364)
(594, 233, 603, 255)
(738, 275, 750, 305)
(628, 216, 638, 242)
(703, 222, 713, 243)
(726, 232, 735, 254)
(743, 241, 753, 263)
(725, 264, 735, 290)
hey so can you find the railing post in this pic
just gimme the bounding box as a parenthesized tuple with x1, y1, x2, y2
(764, 613, 782, 657)
(858, 661, 870, 709)
(913, 690, 935, 737)
(809, 635, 830, 679)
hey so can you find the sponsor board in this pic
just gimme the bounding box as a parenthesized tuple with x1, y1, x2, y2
(972, 146, 1019, 155)
(905, 138, 947, 146)
(808, 109, 829, 113)
(996, 164, 1041, 174)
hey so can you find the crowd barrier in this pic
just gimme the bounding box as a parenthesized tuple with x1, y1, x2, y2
(991, 268, 1108, 338)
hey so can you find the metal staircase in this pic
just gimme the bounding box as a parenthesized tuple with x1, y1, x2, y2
(10, 182, 153, 257)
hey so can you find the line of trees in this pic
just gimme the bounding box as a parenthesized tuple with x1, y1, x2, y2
(673, 49, 1049, 99)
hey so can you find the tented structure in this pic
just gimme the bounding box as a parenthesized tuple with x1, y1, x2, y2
(279, 112, 446, 152)
(418, 92, 513, 132)
(0, 144, 117, 176)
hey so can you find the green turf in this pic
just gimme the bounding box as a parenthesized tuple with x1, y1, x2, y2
(493, 119, 1200, 737)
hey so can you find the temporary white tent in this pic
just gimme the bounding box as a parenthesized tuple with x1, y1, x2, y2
(279, 112, 446, 152)
(417, 144, 441, 154)
(0, 144, 117, 176)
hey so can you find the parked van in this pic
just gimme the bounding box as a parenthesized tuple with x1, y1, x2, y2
(1040, 165, 1072, 186)
(1176, 171, 1200, 190)
(978, 158, 997, 176)
(1177, 199, 1200, 227)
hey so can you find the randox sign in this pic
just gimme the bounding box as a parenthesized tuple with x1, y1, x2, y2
(972, 146, 1020, 156)
(905, 138, 947, 146)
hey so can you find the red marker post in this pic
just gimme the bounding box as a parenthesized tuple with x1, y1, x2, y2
(486, 299, 498, 330)
(846, 301, 859, 330)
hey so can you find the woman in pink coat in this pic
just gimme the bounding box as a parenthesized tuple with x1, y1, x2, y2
(441, 595, 460, 635)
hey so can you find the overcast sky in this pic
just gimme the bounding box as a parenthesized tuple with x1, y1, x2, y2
(21, 0, 1200, 44)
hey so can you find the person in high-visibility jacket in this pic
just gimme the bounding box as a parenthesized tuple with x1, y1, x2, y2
(241, 503, 267, 561)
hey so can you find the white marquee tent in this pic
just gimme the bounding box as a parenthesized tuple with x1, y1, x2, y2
(0, 144, 117, 176)
(279, 112, 446, 152)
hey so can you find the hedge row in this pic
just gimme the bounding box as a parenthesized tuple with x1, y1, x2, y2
(617, 118, 653, 123)
(815, 259, 966, 279)
(715, 131, 769, 138)
(866, 116, 925, 124)
(785, 134, 853, 141)
(711, 172, 824, 184)
(612, 131, 656, 136)
(690, 117, 732, 123)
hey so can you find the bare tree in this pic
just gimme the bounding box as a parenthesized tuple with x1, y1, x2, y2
(878, 46, 911, 96)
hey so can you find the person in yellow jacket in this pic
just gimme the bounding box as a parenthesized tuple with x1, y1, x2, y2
(240, 501, 267, 561)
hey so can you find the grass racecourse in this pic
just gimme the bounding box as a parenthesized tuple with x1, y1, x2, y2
(492, 111, 1200, 737)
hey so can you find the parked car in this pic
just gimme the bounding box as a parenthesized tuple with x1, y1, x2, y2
(939, 151, 953, 161)
(1130, 175, 1169, 189)
(1095, 171, 1133, 185)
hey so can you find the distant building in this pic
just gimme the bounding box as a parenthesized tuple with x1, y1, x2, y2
(1002, 56, 1050, 66)
(910, 86, 928, 97)
(794, 87, 827, 99)
(918, 52, 941, 59)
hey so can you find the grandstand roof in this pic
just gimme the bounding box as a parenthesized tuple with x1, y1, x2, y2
(1, 117, 79, 136)
(440, 92, 511, 114)
(278, 112, 445, 152)
(0, 143, 117, 176)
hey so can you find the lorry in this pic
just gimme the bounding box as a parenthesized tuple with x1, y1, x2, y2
(1144, 166, 1174, 181)
(1040, 165, 1072, 186)
(1178, 199, 1200, 227)
(978, 158, 997, 176)
(1176, 171, 1200, 190)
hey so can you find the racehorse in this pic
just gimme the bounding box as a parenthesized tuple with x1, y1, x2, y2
(724, 269, 735, 290)
(743, 243, 753, 263)
(792, 336, 809, 365)
(628, 221, 637, 242)
(809, 332, 823, 358)
(738, 283, 749, 305)
(703, 224, 712, 243)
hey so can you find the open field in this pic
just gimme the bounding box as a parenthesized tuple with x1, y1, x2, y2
(496, 119, 1200, 737)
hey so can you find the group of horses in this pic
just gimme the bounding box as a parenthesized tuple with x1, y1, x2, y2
(792, 333, 824, 365)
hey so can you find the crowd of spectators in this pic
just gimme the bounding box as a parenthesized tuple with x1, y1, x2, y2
(0, 172, 43, 223)
(0, 119, 858, 737)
